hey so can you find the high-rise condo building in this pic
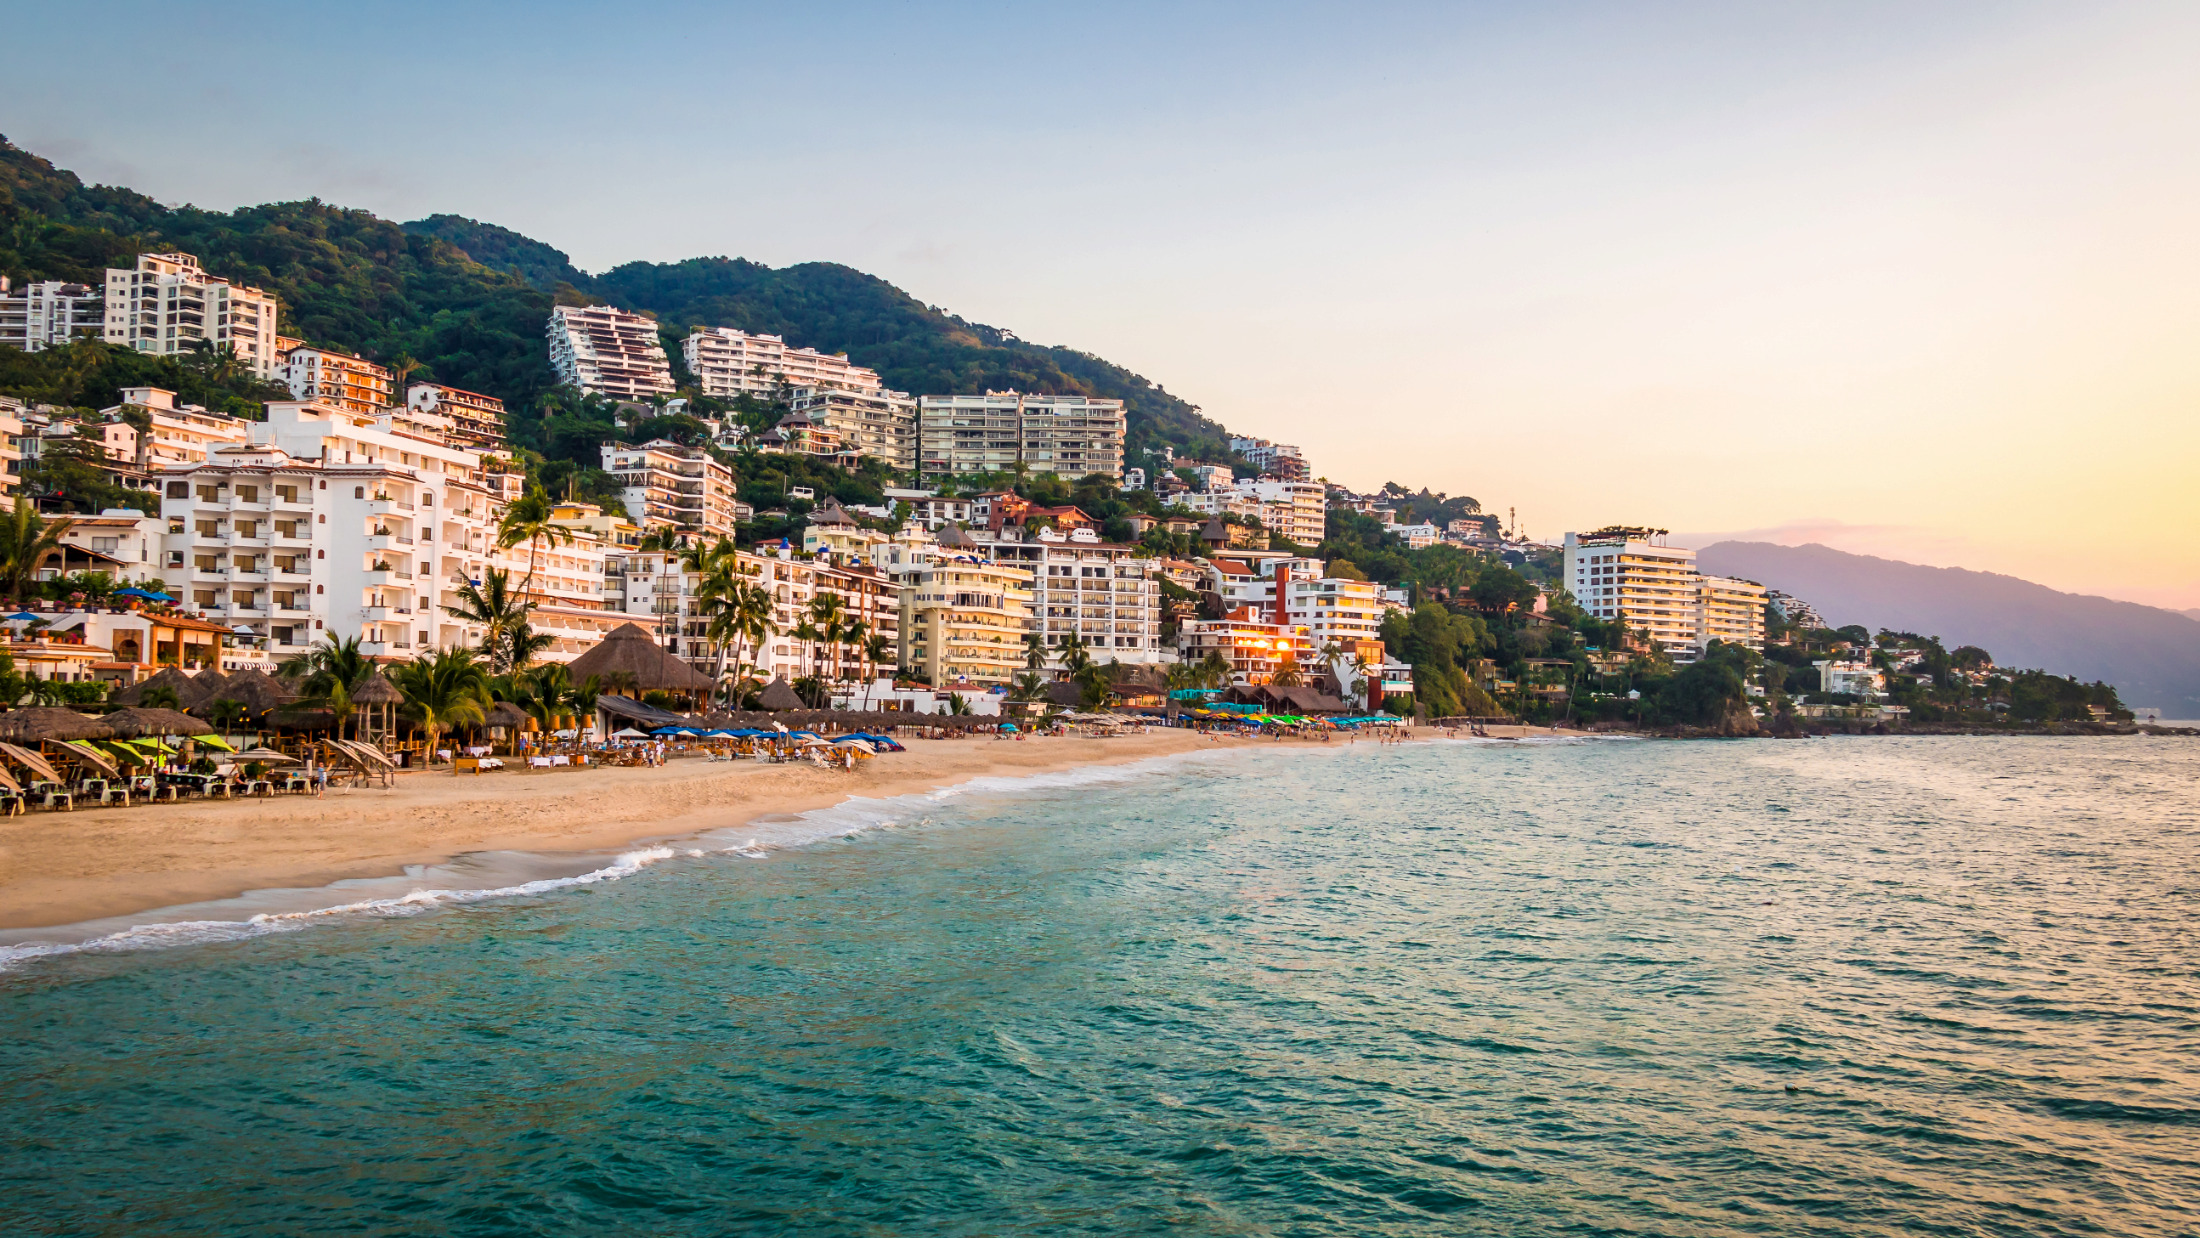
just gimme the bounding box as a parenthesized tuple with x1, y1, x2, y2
(1562, 528, 1766, 659)
(548, 305, 675, 400)
(599, 439, 740, 536)
(785, 386, 917, 471)
(406, 384, 508, 453)
(1228, 436, 1310, 482)
(958, 526, 1165, 661)
(918, 392, 1124, 480)
(102, 253, 282, 377)
(0, 278, 104, 352)
(285, 347, 394, 415)
(683, 327, 884, 399)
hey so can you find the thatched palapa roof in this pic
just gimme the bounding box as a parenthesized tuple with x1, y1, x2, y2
(0, 708, 119, 741)
(350, 673, 404, 705)
(565, 623, 715, 692)
(111, 666, 199, 708)
(756, 675, 805, 712)
(181, 670, 232, 706)
(216, 670, 298, 716)
(484, 701, 529, 729)
(100, 707, 211, 738)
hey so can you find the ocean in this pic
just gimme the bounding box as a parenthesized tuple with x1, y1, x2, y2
(3, 736, 2196, 1236)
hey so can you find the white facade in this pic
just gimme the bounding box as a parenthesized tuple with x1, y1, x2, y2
(285, 347, 394, 415)
(918, 392, 1125, 480)
(684, 327, 883, 399)
(599, 440, 740, 536)
(1563, 529, 1767, 656)
(962, 527, 1165, 662)
(617, 547, 899, 686)
(548, 305, 675, 400)
(785, 385, 917, 471)
(406, 384, 508, 452)
(1229, 436, 1310, 481)
(102, 253, 282, 377)
(155, 402, 499, 658)
(105, 387, 254, 473)
(0, 279, 103, 352)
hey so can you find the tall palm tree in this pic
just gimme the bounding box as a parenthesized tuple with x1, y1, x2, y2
(505, 619, 556, 674)
(0, 503, 69, 604)
(1198, 650, 1231, 689)
(495, 485, 575, 595)
(282, 633, 374, 738)
(861, 633, 892, 708)
(385, 353, 426, 403)
(1022, 631, 1050, 673)
(804, 592, 850, 699)
(1056, 630, 1092, 676)
(723, 578, 777, 695)
(390, 647, 489, 754)
(440, 567, 536, 674)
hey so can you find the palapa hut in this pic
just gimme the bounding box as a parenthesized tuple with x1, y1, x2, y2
(756, 675, 805, 712)
(565, 623, 716, 708)
(0, 707, 119, 742)
(480, 700, 528, 751)
(178, 669, 232, 707)
(211, 670, 297, 728)
(110, 666, 203, 709)
(100, 707, 210, 738)
(349, 673, 405, 743)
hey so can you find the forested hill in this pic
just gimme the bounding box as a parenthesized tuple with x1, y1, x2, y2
(0, 135, 1239, 461)
(404, 214, 1231, 457)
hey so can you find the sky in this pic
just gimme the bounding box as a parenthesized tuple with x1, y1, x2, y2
(10, 1, 2200, 610)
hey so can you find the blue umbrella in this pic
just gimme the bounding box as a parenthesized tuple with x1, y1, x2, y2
(5, 611, 39, 622)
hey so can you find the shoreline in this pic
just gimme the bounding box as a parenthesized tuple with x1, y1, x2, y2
(0, 730, 1238, 934)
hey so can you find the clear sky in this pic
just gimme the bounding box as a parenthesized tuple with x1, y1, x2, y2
(11, 2, 2199, 609)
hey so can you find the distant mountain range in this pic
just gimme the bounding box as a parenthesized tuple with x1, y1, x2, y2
(1697, 542, 2200, 712)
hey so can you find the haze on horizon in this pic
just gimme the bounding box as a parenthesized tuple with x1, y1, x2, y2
(9, 1, 2198, 609)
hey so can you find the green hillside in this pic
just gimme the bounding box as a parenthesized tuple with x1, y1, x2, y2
(1, 135, 1243, 472)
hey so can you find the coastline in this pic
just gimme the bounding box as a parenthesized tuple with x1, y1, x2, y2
(0, 730, 1233, 933)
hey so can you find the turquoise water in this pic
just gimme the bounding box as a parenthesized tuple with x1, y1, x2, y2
(4, 736, 2197, 1236)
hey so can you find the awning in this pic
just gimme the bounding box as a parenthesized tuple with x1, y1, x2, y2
(61, 740, 119, 776)
(0, 742, 59, 782)
(193, 734, 237, 752)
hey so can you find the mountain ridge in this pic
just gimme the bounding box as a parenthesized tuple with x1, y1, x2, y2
(1697, 540, 2200, 711)
(0, 136, 1240, 465)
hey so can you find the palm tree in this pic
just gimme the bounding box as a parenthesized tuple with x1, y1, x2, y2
(495, 485, 575, 595)
(279, 635, 371, 738)
(505, 619, 556, 673)
(861, 633, 892, 707)
(385, 352, 426, 402)
(140, 683, 184, 711)
(0, 503, 69, 604)
(389, 648, 489, 755)
(1271, 660, 1304, 688)
(440, 567, 536, 674)
(1198, 650, 1231, 689)
(804, 591, 851, 701)
(1022, 631, 1050, 673)
(1056, 630, 1092, 676)
(207, 698, 249, 738)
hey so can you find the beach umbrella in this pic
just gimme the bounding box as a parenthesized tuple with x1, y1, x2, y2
(999, 723, 1018, 732)
(229, 747, 302, 764)
(61, 739, 120, 777)
(831, 738, 876, 754)
(0, 742, 60, 783)
(193, 733, 236, 752)
(5, 611, 39, 622)
(611, 727, 650, 739)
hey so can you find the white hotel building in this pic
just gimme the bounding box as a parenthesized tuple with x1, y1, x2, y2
(684, 327, 884, 399)
(918, 392, 1125, 481)
(1562, 528, 1765, 660)
(0, 278, 104, 352)
(549, 305, 675, 401)
(102, 252, 283, 378)
(158, 402, 501, 658)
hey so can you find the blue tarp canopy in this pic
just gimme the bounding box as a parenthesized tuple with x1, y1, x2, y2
(1168, 688, 1223, 700)
(114, 587, 174, 601)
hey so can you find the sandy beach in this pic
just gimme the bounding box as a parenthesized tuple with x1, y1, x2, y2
(0, 730, 1241, 931)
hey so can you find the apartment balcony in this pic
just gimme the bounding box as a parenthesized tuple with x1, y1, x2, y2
(228, 604, 266, 617)
(364, 497, 416, 517)
(363, 569, 415, 586)
(228, 494, 270, 512)
(365, 533, 416, 553)
(273, 492, 313, 510)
